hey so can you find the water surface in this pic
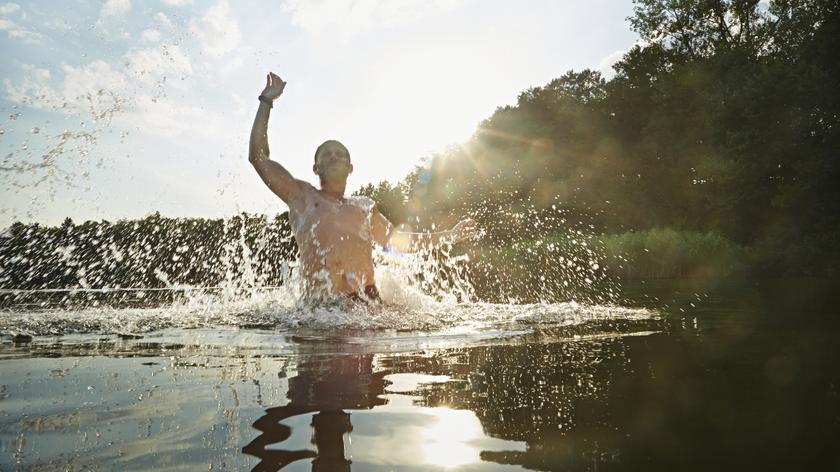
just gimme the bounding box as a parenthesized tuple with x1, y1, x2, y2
(1, 278, 838, 471)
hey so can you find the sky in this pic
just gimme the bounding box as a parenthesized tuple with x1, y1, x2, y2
(1, 0, 639, 227)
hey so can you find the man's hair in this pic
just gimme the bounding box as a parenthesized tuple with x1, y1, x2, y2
(314, 139, 350, 163)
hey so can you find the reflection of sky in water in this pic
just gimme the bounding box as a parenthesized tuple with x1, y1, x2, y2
(2, 355, 288, 469)
(273, 400, 527, 471)
(346, 401, 527, 470)
(0, 349, 538, 470)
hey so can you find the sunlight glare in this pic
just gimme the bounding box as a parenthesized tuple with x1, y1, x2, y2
(422, 408, 485, 468)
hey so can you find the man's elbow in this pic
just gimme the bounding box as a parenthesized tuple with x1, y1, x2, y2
(249, 147, 269, 164)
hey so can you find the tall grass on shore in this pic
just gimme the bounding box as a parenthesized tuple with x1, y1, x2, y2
(599, 228, 749, 279)
(473, 228, 751, 285)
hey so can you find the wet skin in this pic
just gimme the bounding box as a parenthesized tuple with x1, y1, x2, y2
(287, 176, 384, 296)
(248, 72, 477, 298)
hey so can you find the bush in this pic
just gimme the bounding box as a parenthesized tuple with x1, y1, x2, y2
(598, 228, 750, 279)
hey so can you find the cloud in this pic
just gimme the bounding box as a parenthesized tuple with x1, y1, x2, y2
(283, 0, 465, 40)
(597, 40, 648, 79)
(100, 0, 131, 19)
(5, 61, 219, 140)
(0, 17, 42, 44)
(63, 61, 126, 93)
(597, 49, 627, 79)
(0, 4, 42, 44)
(43, 18, 73, 31)
(188, 0, 241, 56)
(95, 0, 132, 40)
(7, 45, 194, 111)
(0, 2, 20, 15)
(124, 45, 193, 86)
(140, 28, 160, 43)
(21, 63, 50, 80)
(154, 12, 173, 29)
(161, 0, 193, 5)
(3, 43, 210, 139)
(4, 60, 129, 133)
(61, 60, 129, 116)
(3, 76, 52, 108)
(120, 94, 223, 138)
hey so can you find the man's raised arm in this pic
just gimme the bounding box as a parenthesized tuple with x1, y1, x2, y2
(249, 72, 303, 204)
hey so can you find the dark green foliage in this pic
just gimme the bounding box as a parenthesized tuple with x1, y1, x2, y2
(363, 0, 840, 278)
(600, 228, 751, 279)
(353, 180, 409, 223)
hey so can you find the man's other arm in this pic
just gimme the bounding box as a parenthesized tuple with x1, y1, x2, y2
(371, 207, 478, 253)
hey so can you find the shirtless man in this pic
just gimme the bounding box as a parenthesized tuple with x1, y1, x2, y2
(249, 72, 477, 301)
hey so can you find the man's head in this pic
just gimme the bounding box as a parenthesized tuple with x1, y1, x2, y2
(313, 139, 353, 183)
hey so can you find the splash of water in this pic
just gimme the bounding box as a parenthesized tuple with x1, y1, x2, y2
(0, 207, 654, 338)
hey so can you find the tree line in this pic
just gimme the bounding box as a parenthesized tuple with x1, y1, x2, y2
(0, 213, 297, 306)
(358, 0, 840, 278)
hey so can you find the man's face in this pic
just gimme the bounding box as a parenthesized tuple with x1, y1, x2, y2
(314, 144, 352, 181)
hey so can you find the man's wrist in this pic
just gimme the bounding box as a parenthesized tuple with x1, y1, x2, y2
(258, 95, 274, 108)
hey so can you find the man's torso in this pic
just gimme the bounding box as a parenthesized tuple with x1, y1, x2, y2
(288, 183, 376, 297)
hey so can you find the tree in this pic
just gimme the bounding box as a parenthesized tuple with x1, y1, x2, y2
(629, 0, 773, 60)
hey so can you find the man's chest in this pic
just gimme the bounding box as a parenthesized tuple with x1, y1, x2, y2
(298, 195, 373, 242)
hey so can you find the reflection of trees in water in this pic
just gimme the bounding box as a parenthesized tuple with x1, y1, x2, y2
(378, 339, 633, 471)
(367, 329, 839, 471)
(243, 353, 387, 471)
(401, 342, 621, 438)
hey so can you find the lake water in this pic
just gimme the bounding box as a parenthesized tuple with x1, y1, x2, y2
(1, 278, 838, 471)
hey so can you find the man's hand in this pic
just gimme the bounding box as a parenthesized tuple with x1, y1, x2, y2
(261, 72, 287, 101)
(452, 218, 480, 243)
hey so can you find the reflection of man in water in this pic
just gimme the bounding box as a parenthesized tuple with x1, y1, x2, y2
(243, 353, 388, 471)
(249, 72, 477, 300)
